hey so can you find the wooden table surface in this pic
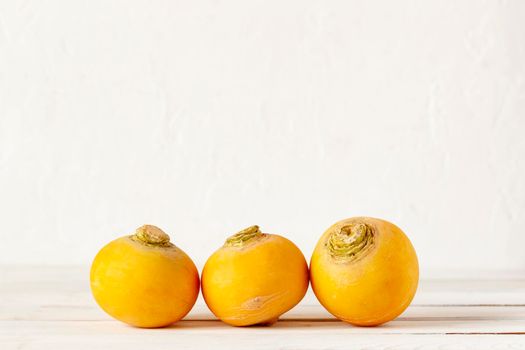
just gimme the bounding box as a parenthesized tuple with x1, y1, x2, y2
(1, 266, 524, 349)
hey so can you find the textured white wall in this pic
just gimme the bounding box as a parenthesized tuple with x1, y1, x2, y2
(1, 1, 524, 277)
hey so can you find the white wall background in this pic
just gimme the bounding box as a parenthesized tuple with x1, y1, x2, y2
(1, 1, 524, 277)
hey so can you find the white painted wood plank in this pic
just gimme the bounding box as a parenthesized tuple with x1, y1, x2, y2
(1, 322, 525, 350)
(2, 265, 525, 321)
(2, 305, 525, 333)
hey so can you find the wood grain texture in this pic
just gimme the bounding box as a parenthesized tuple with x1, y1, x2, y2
(1, 266, 524, 349)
